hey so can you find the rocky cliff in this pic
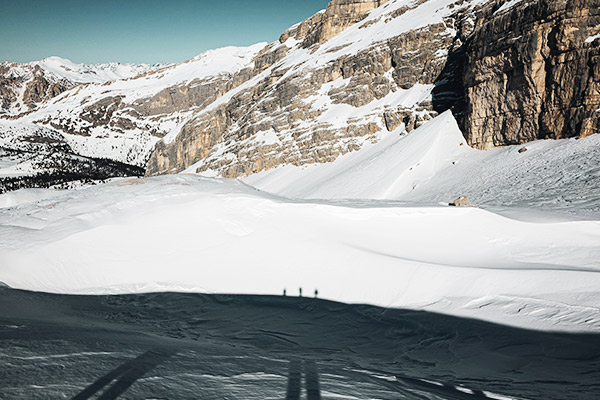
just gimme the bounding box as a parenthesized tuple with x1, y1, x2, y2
(1, 0, 598, 187)
(461, 0, 600, 149)
(145, 0, 463, 177)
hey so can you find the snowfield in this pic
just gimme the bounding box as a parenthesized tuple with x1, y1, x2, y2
(1, 130, 599, 333)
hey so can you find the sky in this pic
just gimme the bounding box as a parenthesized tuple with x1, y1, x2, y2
(0, 0, 329, 65)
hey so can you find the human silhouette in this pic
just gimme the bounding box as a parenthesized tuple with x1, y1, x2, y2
(314, 289, 318, 298)
(299, 287, 303, 297)
(283, 289, 287, 296)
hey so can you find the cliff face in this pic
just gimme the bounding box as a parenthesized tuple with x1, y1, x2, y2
(146, 0, 459, 177)
(293, 0, 390, 46)
(461, 0, 600, 148)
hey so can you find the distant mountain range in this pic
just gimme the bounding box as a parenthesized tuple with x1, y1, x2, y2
(0, 56, 169, 115)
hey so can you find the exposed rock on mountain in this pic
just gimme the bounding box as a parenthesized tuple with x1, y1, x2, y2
(291, 0, 390, 46)
(0, 0, 598, 189)
(461, 0, 600, 149)
(451, 195, 473, 207)
(145, 0, 461, 177)
(0, 64, 74, 116)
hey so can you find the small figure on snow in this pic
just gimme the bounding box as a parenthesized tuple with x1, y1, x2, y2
(314, 289, 318, 298)
(299, 287, 303, 297)
(283, 289, 287, 296)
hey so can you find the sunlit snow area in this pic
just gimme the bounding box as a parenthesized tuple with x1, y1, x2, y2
(2, 112, 599, 335)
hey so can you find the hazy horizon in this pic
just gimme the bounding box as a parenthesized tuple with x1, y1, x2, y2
(1, 0, 328, 65)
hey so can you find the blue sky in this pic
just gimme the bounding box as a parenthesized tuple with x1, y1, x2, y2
(1, 0, 329, 64)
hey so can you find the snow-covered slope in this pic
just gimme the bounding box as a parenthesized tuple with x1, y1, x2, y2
(244, 111, 600, 216)
(8, 44, 265, 165)
(243, 111, 469, 200)
(1, 174, 599, 333)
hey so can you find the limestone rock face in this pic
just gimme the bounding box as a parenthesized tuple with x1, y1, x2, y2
(145, 0, 457, 177)
(299, 0, 389, 47)
(461, 0, 600, 149)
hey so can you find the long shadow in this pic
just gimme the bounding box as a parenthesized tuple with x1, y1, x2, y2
(72, 349, 173, 400)
(285, 359, 322, 400)
(304, 360, 322, 400)
(1, 288, 600, 399)
(285, 358, 302, 400)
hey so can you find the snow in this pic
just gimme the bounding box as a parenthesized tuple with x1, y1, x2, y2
(62, 44, 267, 104)
(586, 33, 600, 43)
(1, 169, 599, 333)
(244, 111, 600, 216)
(494, 0, 524, 14)
(1, 56, 164, 86)
(0, 56, 170, 115)
(244, 111, 465, 199)
(272, 0, 484, 74)
(2, 44, 268, 165)
(1, 0, 599, 336)
(33, 56, 169, 84)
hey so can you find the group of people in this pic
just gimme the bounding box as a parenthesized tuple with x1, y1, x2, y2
(283, 288, 318, 298)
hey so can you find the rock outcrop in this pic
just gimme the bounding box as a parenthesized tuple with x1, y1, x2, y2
(290, 0, 390, 47)
(0, 65, 74, 115)
(461, 0, 600, 149)
(450, 196, 473, 207)
(145, 0, 456, 177)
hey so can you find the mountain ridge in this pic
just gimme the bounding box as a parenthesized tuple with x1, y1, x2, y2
(0, 0, 598, 191)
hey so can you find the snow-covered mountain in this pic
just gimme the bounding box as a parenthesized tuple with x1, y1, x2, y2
(0, 45, 266, 191)
(0, 56, 169, 116)
(1, 0, 598, 192)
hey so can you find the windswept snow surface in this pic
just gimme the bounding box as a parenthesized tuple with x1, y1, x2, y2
(1, 172, 599, 332)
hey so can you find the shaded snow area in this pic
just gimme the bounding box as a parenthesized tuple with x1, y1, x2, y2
(1, 289, 599, 400)
(1, 170, 599, 333)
